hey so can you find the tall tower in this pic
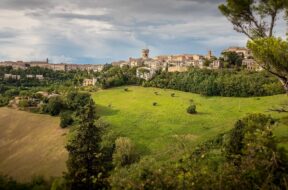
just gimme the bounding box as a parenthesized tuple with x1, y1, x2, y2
(207, 50, 212, 60)
(142, 49, 149, 59)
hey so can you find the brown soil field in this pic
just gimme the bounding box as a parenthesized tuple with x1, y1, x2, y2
(0, 107, 68, 182)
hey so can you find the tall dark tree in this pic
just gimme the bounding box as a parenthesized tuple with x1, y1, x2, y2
(219, 0, 288, 93)
(65, 99, 109, 190)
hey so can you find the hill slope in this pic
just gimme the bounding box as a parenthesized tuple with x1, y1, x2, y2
(0, 108, 68, 182)
(93, 86, 288, 159)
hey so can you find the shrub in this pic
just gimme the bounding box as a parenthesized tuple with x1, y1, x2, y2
(171, 93, 175, 97)
(113, 137, 139, 168)
(124, 88, 129, 92)
(0, 95, 9, 107)
(4, 89, 19, 98)
(18, 99, 29, 108)
(44, 96, 64, 116)
(60, 111, 74, 128)
(187, 104, 197, 114)
(153, 102, 157, 106)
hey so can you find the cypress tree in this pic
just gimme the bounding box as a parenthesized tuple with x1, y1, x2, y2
(65, 99, 109, 190)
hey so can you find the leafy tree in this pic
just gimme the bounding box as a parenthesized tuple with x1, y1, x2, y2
(219, 0, 286, 39)
(221, 51, 243, 67)
(44, 96, 64, 116)
(66, 91, 91, 111)
(222, 114, 288, 189)
(65, 99, 109, 190)
(112, 137, 139, 168)
(219, 0, 288, 93)
(247, 38, 288, 93)
(60, 111, 74, 128)
(187, 104, 197, 114)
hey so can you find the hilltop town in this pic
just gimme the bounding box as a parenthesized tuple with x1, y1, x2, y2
(0, 47, 262, 83)
(112, 47, 261, 80)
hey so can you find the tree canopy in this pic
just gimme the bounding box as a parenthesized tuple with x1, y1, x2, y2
(219, 0, 288, 93)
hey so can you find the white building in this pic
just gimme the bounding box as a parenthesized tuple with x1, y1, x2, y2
(136, 67, 157, 81)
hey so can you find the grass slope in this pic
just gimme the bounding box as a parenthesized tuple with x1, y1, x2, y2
(0, 108, 68, 182)
(93, 86, 288, 159)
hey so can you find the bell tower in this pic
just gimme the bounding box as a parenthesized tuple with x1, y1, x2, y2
(142, 49, 149, 59)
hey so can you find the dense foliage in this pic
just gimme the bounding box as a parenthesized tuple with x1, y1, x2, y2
(219, 0, 288, 93)
(144, 69, 284, 97)
(65, 99, 111, 190)
(248, 37, 288, 93)
(0, 175, 51, 190)
(97, 66, 142, 89)
(110, 114, 288, 190)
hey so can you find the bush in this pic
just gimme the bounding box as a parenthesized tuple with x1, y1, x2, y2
(18, 99, 29, 108)
(146, 69, 285, 97)
(152, 102, 157, 106)
(44, 96, 64, 116)
(4, 89, 19, 98)
(51, 177, 67, 190)
(187, 104, 197, 114)
(0, 95, 9, 107)
(60, 111, 74, 128)
(113, 137, 139, 168)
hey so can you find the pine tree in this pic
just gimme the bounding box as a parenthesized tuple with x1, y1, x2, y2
(65, 99, 109, 190)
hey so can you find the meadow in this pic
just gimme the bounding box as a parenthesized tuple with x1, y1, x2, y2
(0, 86, 287, 181)
(93, 86, 288, 159)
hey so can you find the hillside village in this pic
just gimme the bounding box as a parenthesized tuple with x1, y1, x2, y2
(112, 47, 262, 80)
(0, 47, 262, 83)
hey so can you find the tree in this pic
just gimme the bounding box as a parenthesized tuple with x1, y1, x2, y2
(247, 38, 288, 93)
(222, 114, 288, 189)
(221, 51, 243, 67)
(219, 0, 286, 39)
(112, 137, 139, 168)
(65, 99, 109, 190)
(60, 111, 74, 128)
(187, 104, 197, 114)
(44, 96, 63, 116)
(219, 0, 288, 93)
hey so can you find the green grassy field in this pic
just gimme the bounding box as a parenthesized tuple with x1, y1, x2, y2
(93, 86, 288, 159)
(0, 107, 68, 182)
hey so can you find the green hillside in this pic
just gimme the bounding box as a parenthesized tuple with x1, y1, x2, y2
(93, 86, 288, 159)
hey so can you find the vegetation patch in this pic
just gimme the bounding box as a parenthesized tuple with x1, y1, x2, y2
(93, 86, 288, 159)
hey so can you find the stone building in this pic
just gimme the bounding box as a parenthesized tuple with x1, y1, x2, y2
(223, 47, 252, 59)
(242, 59, 263, 71)
(83, 78, 97, 86)
(211, 60, 222, 69)
(136, 67, 157, 81)
(4, 74, 20, 80)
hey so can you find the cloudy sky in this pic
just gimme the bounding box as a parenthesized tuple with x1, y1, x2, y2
(0, 0, 286, 64)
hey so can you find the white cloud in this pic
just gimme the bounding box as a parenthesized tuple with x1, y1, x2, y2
(0, 0, 286, 63)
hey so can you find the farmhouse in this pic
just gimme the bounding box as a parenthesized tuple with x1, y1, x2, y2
(136, 67, 157, 80)
(83, 78, 97, 86)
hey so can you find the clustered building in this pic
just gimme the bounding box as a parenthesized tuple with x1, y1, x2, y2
(112, 47, 262, 80)
(112, 49, 219, 80)
(222, 47, 262, 71)
(0, 59, 104, 72)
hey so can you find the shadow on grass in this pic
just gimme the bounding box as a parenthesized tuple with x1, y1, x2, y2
(95, 104, 120, 116)
(136, 143, 151, 156)
(196, 112, 211, 116)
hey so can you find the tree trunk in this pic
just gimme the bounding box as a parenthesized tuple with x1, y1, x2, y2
(279, 77, 288, 95)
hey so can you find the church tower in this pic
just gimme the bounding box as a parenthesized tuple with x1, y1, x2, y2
(142, 49, 149, 59)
